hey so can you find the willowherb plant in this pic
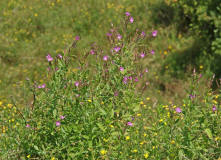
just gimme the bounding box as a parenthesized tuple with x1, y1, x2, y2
(1, 13, 156, 159)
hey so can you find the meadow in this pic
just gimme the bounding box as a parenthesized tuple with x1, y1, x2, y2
(0, 0, 221, 159)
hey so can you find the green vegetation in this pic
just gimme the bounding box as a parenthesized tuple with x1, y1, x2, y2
(0, 0, 221, 159)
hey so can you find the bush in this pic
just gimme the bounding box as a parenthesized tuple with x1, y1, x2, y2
(168, 0, 221, 76)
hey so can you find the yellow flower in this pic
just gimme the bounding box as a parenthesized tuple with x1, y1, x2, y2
(137, 113, 141, 117)
(51, 157, 55, 160)
(200, 65, 203, 69)
(126, 136, 130, 140)
(0, 101, 2, 105)
(171, 140, 175, 144)
(146, 97, 150, 101)
(140, 101, 144, 105)
(27, 155, 30, 158)
(143, 133, 147, 137)
(144, 153, 149, 159)
(140, 141, 144, 145)
(168, 45, 172, 50)
(88, 99, 92, 103)
(100, 149, 107, 155)
(7, 104, 12, 108)
(132, 149, 138, 153)
(34, 13, 38, 17)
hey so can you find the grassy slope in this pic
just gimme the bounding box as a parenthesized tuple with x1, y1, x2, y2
(0, 0, 206, 106)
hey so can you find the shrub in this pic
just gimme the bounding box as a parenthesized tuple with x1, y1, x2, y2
(167, 0, 221, 76)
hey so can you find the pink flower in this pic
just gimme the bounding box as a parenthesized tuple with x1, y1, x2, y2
(152, 30, 158, 37)
(114, 46, 121, 53)
(103, 56, 108, 61)
(123, 76, 128, 84)
(74, 81, 79, 87)
(212, 105, 217, 112)
(119, 67, 124, 71)
(150, 50, 155, 55)
(127, 122, 133, 126)
(90, 50, 95, 55)
(58, 54, 62, 59)
(46, 54, 53, 62)
(129, 17, 134, 23)
(134, 77, 138, 82)
(38, 84, 46, 89)
(175, 107, 182, 113)
(26, 124, 30, 128)
(141, 31, 146, 37)
(75, 36, 80, 41)
(125, 12, 130, 16)
(140, 53, 145, 58)
(145, 68, 148, 73)
(117, 34, 122, 40)
(60, 115, 65, 120)
(56, 121, 61, 127)
(106, 33, 112, 37)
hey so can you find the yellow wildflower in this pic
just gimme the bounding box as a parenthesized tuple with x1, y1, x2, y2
(126, 136, 130, 140)
(100, 149, 107, 155)
(140, 101, 144, 105)
(146, 97, 150, 101)
(144, 153, 149, 159)
(137, 113, 141, 117)
(88, 99, 92, 103)
(27, 155, 30, 158)
(132, 149, 138, 153)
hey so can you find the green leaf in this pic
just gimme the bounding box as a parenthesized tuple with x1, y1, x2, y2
(205, 128, 213, 139)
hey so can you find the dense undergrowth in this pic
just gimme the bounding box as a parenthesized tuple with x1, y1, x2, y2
(0, 0, 221, 159)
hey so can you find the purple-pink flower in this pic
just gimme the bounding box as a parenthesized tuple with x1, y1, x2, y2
(90, 50, 95, 55)
(150, 50, 155, 55)
(123, 76, 128, 84)
(106, 33, 112, 37)
(114, 46, 121, 53)
(38, 84, 46, 89)
(26, 124, 30, 128)
(129, 17, 134, 23)
(140, 52, 145, 58)
(60, 115, 65, 120)
(119, 67, 124, 72)
(127, 122, 133, 126)
(125, 12, 130, 16)
(75, 36, 80, 41)
(152, 30, 158, 37)
(117, 34, 122, 40)
(46, 54, 53, 62)
(103, 56, 108, 61)
(74, 81, 79, 87)
(58, 54, 62, 59)
(56, 121, 61, 127)
(212, 105, 217, 112)
(141, 31, 146, 37)
(175, 107, 182, 113)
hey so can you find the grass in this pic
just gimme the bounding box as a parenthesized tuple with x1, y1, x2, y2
(0, 0, 220, 159)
